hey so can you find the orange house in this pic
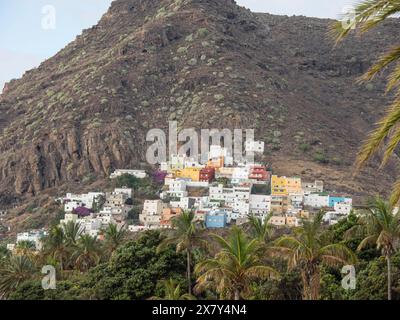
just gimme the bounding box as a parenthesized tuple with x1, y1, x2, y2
(207, 156, 224, 169)
(161, 207, 183, 227)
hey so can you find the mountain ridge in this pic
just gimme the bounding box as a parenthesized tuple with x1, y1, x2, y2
(0, 0, 398, 207)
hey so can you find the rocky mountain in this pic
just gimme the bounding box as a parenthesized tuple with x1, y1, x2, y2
(0, 0, 399, 206)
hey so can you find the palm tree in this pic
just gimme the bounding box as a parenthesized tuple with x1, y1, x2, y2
(195, 226, 279, 300)
(0, 255, 37, 298)
(333, 1, 400, 205)
(0, 245, 10, 266)
(150, 278, 196, 300)
(62, 220, 82, 247)
(346, 197, 400, 300)
(42, 225, 70, 271)
(103, 224, 127, 257)
(273, 212, 357, 300)
(15, 240, 36, 258)
(247, 213, 274, 244)
(72, 235, 101, 272)
(157, 210, 205, 296)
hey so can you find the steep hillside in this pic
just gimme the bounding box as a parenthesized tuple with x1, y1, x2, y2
(0, 0, 399, 206)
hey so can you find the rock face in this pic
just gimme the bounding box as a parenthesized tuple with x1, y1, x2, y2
(0, 0, 398, 203)
(1, 83, 10, 95)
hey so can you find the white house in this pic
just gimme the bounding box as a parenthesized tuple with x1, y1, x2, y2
(110, 169, 147, 179)
(128, 225, 148, 232)
(113, 188, 133, 198)
(98, 213, 116, 226)
(60, 213, 79, 225)
(184, 157, 204, 168)
(231, 186, 251, 219)
(63, 192, 105, 211)
(304, 193, 329, 208)
(81, 218, 103, 237)
(334, 202, 352, 215)
(64, 200, 85, 213)
(289, 193, 304, 210)
(139, 200, 167, 226)
(142, 200, 166, 215)
(105, 192, 129, 207)
(249, 195, 271, 215)
(161, 179, 188, 199)
(209, 184, 234, 204)
(209, 145, 228, 159)
(302, 180, 324, 195)
(170, 197, 196, 210)
(170, 179, 187, 192)
(323, 211, 341, 225)
(231, 167, 250, 184)
(245, 140, 265, 153)
(160, 162, 169, 172)
(191, 196, 210, 210)
(232, 199, 250, 220)
(170, 154, 186, 170)
(16, 230, 47, 251)
(233, 186, 251, 201)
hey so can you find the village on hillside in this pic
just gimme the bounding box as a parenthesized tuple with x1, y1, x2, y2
(5, 141, 353, 252)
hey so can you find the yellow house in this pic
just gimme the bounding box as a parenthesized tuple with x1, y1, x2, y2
(174, 167, 201, 181)
(286, 177, 302, 194)
(271, 175, 302, 195)
(271, 175, 288, 195)
(207, 156, 224, 169)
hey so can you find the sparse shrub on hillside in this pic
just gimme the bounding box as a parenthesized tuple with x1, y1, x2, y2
(197, 28, 209, 38)
(299, 143, 310, 153)
(365, 83, 374, 91)
(177, 47, 188, 54)
(313, 151, 328, 164)
(214, 94, 224, 102)
(331, 157, 343, 165)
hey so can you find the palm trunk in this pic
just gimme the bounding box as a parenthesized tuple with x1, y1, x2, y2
(302, 264, 320, 300)
(234, 289, 240, 300)
(386, 255, 392, 301)
(310, 270, 320, 300)
(301, 271, 311, 300)
(186, 249, 192, 295)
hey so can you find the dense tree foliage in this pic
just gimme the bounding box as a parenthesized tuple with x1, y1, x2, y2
(114, 174, 162, 199)
(2, 198, 400, 300)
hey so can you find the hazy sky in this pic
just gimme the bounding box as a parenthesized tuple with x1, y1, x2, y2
(0, 0, 353, 89)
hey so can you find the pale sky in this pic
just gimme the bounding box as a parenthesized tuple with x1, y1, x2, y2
(0, 0, 354, 90)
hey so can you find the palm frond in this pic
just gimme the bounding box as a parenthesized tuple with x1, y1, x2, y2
(355, 96, 400, 171)
(320, 243, 358, 265)
(246, 265, 280, 280)
(360, 46, 400, 83)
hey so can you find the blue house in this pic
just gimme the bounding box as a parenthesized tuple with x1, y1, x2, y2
(205, 210, 227, 229)
(328, 196, 352, 208)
